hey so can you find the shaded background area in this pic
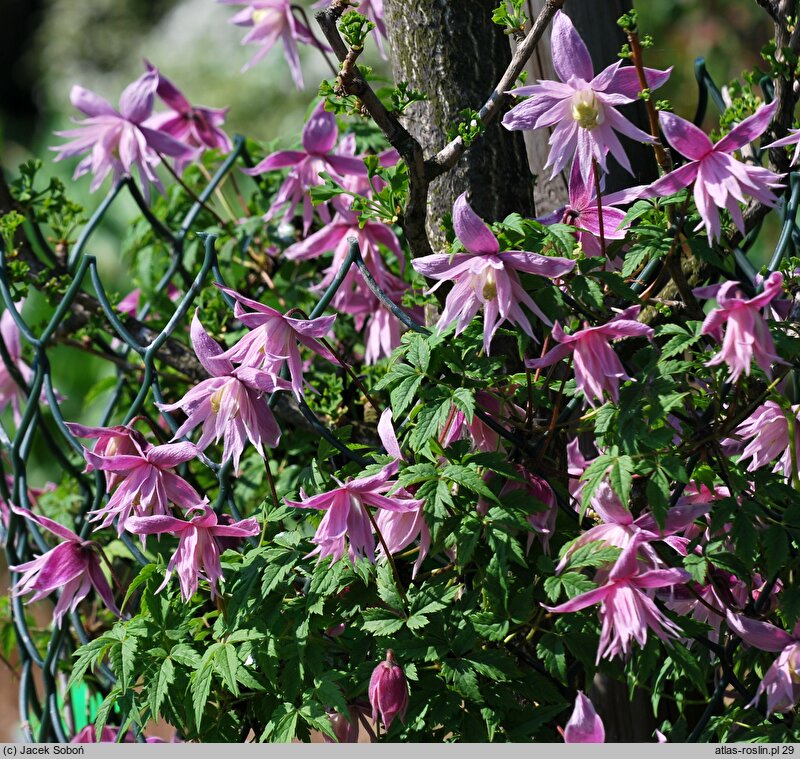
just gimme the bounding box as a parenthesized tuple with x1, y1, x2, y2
(0, 0, 779, 743)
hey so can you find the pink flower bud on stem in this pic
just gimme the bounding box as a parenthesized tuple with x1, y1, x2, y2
(368, 649, 409, 732)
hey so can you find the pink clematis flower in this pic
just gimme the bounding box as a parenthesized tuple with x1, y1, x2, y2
(144, 62, 232, 172)
(555, 480, 711, 574)
(74, 429, 201, 534)
(526, 306, 654, 407)
(645, 102, 784, 243)
(502, 10, 667, 182)
(285, 463, 423, 564)
(725, 400, 800, 480)
(52, 70, 194, 201)
(545, 536, 691, 662)
(126, 503, 259, 601)
(216, 284, 337, 398)
(219, 0, 319, 88)
(284, 206, 405, 293)
(727, 612, 800, 715)
(539, 161, 642, 258)
(412, 194, 576, 354)
(243, 101, 367, 233)
(9, 506, 119, 627)
(66, 422, 142, 490)
(373, 410, 431, 577)
(694, 272, 785, 382)
(156, 312, 288, 470)
(563, 691, 605, 743)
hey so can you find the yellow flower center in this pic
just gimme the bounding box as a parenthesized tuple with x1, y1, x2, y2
(252, 8, 280, 24)
(210, 387, 224, 414)
(571, 90, 604, 130)
(482, 269, 497, 301)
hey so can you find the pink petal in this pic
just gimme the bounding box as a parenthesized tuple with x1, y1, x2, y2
(658, 111, 713, 161)
(564, 692, 605, 743)
(453, 194, 499, 255)
(551, 10, 594, 83)
(726, 611, 794, 653)
(715, 100, 778, 154)
(70, 85, 118, 118)
(118, 70, 157, 123)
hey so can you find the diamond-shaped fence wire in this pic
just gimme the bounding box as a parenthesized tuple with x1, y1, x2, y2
(0, 58, 797, 743)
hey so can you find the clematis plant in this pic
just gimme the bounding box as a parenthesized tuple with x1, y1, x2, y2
(215, 284, 337, 398)
(70, 427, 201, 534)
(156, 311, 289, 470)
(219, 0, 319, 88)
(545, 536, 691, 662)
(144, 62, 232, 171)
(694, 271, 785, 382)
(244, 101, 367, 233)
(726, 612, 800, 716)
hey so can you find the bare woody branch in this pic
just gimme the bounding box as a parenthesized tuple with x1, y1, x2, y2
(316, 4, 433, 259)
(426, 0, 565, 180)
(315, 0, 564, 257)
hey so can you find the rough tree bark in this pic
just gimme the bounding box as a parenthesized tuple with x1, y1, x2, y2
(523, 0, 659, 213)
(383, 0, 536, 251)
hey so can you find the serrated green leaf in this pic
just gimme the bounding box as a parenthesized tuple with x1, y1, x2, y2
(214, 644, 240, 696)
(441, 463, 497, 502)
(149, 656, 174, 718)
(192, 663, 214, 729)
(452, 387, 475, 423)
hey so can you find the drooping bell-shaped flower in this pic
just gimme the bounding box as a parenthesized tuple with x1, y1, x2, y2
(412, 194, 576, 354)
(285, 449, 423, 565)
(51, 70, 194, 201)
(563, 692, 605, 743)
(725, 400, 800, 480)
(368, 649, 409, 729)
(502, 10, 668, 182)
(219, 0, 319, 88)
(156, 311, 288, 470)
(644, 103, 784, 243)
(727, 611, 800, 715)
(126, 502, 259, 601)
(215, 284, 337, 398)
(73, 428, 201, 534)
(694, 271, 785, 382)
(243, 101, 367, 233)
(9, 506, 120, 627)
(545, 536, 691, 662)
(372, 410, 431, 577)
(526, 306, 654, 407)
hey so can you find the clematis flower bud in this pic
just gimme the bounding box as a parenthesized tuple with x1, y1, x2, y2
(368, 650, 408, 730)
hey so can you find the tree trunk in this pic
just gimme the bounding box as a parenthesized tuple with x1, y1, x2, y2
(522, 0, 659, 213)
(383, 0, 535, 251)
